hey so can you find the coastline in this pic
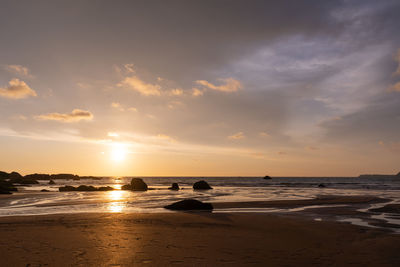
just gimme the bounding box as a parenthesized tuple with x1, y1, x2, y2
(1, 212, 400, 266)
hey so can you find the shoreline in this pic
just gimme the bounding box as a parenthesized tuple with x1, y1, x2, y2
(1, 212, 400, 266)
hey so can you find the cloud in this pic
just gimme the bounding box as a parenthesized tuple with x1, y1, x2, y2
(395, 48, 400, 76)
(0, 78, 37, 99)
(196, 78, 242, 92)
(118, 76, 161, 96)
(192, 88, 204, 97)
(5, 65, 32, 77)
(35, 109, 93, 123)
(111, 102, 124, 111)
(228, 132, 245, 140)
(124, 63, 135, 73)
(169, 88, 183, 96)
(388, 82, 400, 92)
(259, 132, 270, 137)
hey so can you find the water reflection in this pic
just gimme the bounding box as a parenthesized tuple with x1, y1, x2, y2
(106, 189, 128, 213)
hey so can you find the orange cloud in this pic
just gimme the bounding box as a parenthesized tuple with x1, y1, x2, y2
(388, 82, 400, 92)
(195, 78, 242, 92)
(5, 65, 32, 77)
(36, 109, 93, 123)
(119, 76, 161, 96)
(228, 132, 245, 140)
(0, 78, 37, 99)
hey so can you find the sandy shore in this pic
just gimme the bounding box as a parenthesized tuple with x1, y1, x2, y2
(1, 211, 400, 266)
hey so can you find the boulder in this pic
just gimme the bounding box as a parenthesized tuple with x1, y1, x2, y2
(24, 173, 51, 180)
(318, 183, 326, 188)
(9, 176, 39, 185)
(193, 180, 212, 190)
(164, 199, 213, 211)
(41, 189, 50, 192)
(263, 175, 272, 180)
(168, 183, 180, 190)
(121, 184, 132, 190)
(59, 185, 76, 192)
(49, 180, 56, 185)
(130, 178, 148, 191)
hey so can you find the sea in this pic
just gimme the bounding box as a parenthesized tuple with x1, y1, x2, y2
(1, 176, 400, 230)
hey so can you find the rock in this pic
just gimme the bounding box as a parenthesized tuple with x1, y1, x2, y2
(168, 183, 180, 190)
(0, 171, 9, 180)
(41, 189, 50, 192)
(58, 185, 114, 192)
(193, 180, 212, 190)
(0, 180, 17, 194)
(50, 174, 80, 180)
(24, 173, 51, 180)
(59, 185, 76, 192)
(121, 184, 132, 190)
(263, 175, 272, 180)
(130, 178, 148, 191)
(49, 180, 56, 185)
(97, 186, 114, 191)
(318, 183, 326, 188)
(397, 172, 400, 176)
(164, 199, 213, 211)
(9, 172, 22, 180)
(9, 176, 39, 185)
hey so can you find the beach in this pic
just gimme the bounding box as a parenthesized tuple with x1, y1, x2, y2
(1, 211, 400, 266)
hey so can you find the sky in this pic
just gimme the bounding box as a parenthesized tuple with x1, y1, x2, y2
(0, 0, 399, 176)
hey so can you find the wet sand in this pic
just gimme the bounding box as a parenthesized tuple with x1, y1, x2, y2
(1, 211, 400, 266)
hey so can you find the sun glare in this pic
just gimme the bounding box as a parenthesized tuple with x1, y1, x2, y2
(110, 143, 128, 162)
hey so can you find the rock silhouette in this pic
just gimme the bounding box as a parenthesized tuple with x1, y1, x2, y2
(49, 180, 56, 185)
(164, 199, 213, 211)
(59, 185, 114, 192)
(168, 183, 180, 190)
(263, 175, 272, 180)
(130, 178, 148, 191)
(193, 180, 212, 190)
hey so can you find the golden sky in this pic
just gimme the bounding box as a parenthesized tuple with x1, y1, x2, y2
(0, 1, 399, 176)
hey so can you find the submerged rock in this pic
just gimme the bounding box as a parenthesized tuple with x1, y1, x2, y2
(168, 183, 180, 190)
(263, 175, 272, 180)
(41, 189, 50, 192)
(130, 178, 148, 191)
(318, 183, 326, 188)
(49, 180, 56, 185)
(193, 180, 212, 190)
(164, 199, 213, 211)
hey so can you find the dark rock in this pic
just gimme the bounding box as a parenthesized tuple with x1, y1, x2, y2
(49, 180, 56, 185)
(9, 176, 39, 185)
(193, 180, 212, 190)
(25, 173, 51, 180)
(263, 175, 272, 180)
(97, 186, 114, 191)
(0, 171, 9, 180)
(41, 189, 50, 192)
(130, 178, 148, 191)
(0, 180, 17, 194)
(168, 183, 180, 190)
(164, 199, 213, 211)
(121, 184, 132, 190)
(51, 174, 80, 180)
(59, 185, 76, 192)
(318, 183, 326, 188)
(58, 185, 113, 192)
(397, 172, 400, 176)
(9, 172, 22, 179)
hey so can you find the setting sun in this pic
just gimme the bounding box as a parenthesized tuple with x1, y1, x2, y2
(110, 143, 128, 162)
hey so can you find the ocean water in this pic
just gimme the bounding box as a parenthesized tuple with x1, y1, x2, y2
(1, 176, 400, 217)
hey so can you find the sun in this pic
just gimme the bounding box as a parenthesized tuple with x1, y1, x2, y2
(110, 143, 128, 162)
